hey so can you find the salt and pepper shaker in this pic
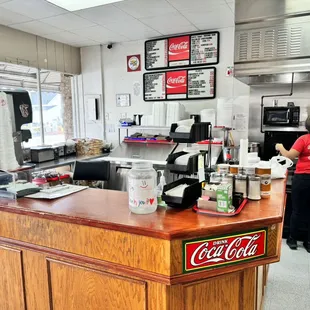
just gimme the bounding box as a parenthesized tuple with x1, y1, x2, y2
(248, 176, 261, 200)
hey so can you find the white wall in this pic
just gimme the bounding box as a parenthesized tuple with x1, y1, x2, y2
(78, 26, 250, 146)
(0, 24, 80, 74)
(76, 46, 105, 140)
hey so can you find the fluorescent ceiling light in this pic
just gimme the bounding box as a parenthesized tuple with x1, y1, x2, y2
(47, 0, 124, 11)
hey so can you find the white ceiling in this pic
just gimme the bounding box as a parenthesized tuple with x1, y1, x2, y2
(0, 0, 235, 47)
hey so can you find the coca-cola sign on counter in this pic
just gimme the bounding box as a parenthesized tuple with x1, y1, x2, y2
(168, 36, 190, 64)
(183, 229, 267, 273)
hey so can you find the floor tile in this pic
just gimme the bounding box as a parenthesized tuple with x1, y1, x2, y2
(268, 292, 309, 310)
(270, 261, 309, 279)
(268, 273, 309, 296)
(264, 239, 310, 310)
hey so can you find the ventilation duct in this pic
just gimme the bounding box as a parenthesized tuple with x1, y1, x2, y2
(234, 0, 310, 84)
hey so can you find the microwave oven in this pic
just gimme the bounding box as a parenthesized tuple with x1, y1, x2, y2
(263, 106, 300, 126)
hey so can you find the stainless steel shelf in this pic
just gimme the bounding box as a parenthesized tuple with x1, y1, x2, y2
(118, 126, 170, 145)
(118, 126, 170, 130)
(263, 126, 307, 132)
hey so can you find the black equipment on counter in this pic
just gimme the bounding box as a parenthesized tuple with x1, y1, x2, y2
(52, 145, 65, 160)
(133, 114, 143, 126)
(65, 144, 76, 156)
(30, 146, 54, 163)
(263, 106, 300, 127)
(190, 114, 201, 123)
(53, 147, 60, 160)
(5, 91, 33, 165)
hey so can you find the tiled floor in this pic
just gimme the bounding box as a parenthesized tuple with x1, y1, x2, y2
(264, 239, 310, 310)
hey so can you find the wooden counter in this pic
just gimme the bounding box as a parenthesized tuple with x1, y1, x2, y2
(0, 179, 286, 310)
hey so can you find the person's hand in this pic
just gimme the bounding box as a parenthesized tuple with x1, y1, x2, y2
(275, 143, 283, 151)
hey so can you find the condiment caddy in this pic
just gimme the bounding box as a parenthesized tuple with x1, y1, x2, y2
(195, 163, 271, 217)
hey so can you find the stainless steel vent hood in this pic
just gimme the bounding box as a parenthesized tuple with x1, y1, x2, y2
(234, 0, 310, 85)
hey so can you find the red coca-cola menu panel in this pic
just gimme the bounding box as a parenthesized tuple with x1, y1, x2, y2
(183, 229, 267, 273)
(145, 31, 219, 70)
(166, 70, 187, 99)
(168, 36, 190, 66)
(144, 67, 216, 101)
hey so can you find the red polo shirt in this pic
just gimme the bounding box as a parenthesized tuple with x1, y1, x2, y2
(292, 134, 310, 174)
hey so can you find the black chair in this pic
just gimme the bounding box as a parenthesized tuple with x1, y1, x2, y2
(73, 160, 110, 188)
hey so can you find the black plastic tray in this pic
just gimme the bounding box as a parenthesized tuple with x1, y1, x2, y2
(166, 151, 201, 175)
(169, 122, 211, 143)
(162, 178, 201, 209)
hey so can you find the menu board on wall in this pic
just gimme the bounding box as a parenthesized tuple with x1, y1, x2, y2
(143, 67, 216, 101)
(145, 32, 219, 70)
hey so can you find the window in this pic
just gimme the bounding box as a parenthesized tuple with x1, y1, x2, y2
(23, 91, 65, 146)
(0, 64, 73, 147)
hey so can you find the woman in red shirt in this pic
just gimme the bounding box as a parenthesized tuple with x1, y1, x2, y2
(276, 117, 310, 252)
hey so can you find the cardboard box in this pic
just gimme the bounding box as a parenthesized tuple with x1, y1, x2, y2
(216, 184, 232, 213)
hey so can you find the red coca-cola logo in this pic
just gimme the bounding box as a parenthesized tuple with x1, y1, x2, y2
(166, 71, 187, 94)
(184, 229, 267, 273)
(169, 41, 189, 52)
(167, 76, 186, 85)
(168, 36, 190, 62)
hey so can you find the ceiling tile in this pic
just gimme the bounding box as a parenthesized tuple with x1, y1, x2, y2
(41, 13, 96, 31)
(70, 40, 99, 47)
(104, 19, 160, 40)
(0, 0, 67, 19)
(182, 4, 234, 29)
(167, 0, 226, 11)
(10, 20, 62, 36)
(115, 0, 177, 19)
(71, 25, 128, 43)
(160, 24, 198, 36)
(0, 7, 32, 25)
(75, 4, 134, 26)
(139, 12, 193, 34)
(44, 31, 84, 44)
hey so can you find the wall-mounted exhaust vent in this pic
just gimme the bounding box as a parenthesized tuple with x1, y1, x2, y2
(234, 0, 310, 83)
(235, 24, 304, 64)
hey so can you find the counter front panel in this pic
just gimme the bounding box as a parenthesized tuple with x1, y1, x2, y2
(0, 179, 286, 310)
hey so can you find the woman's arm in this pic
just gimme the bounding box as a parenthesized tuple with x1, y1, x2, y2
(275, 143, 300, 160)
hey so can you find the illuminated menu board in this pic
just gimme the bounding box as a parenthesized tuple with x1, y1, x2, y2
(145, 32, 219, 70)
(144, 67, 216, 101)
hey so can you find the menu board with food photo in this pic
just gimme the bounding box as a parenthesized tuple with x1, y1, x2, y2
(144, 67, 216, 101)
(145, 31, 219, 70)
